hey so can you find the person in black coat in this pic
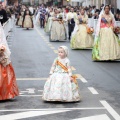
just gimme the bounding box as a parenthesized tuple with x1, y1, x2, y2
(0, 4, 8, 25)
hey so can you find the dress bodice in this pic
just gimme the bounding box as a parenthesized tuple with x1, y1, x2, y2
(50, 57, 72, 76)
(78, 14, 88, 24)
(100, 14, 113, 28)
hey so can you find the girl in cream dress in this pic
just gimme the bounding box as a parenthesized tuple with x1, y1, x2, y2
(92, 5, 120, 61)
(42, 46, 80, 102)
(17, 11, 24, 27)
(71, 9, 94, 49)
(22, 10, 34, 29)
(44, 8, 54, 33)
(50, 9, 66, 41)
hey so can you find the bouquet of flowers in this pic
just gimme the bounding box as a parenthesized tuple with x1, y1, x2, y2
(114, 27, 120, 35)
(87, 27, 94, 34)
(0, 45, 8, 66)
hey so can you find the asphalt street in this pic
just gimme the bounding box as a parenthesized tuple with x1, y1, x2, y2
(0, 23, 120, 120)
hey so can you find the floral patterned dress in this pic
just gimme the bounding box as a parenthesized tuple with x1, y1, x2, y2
(50, 13, 66, 41)
(71, 14, 94, 49)
(92, 14, 120, 61)
(23, 15, 33, 28)
(42, 57, 80, 102)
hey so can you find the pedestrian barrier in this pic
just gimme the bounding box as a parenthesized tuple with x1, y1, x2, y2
(2, 15, 15, 38)
(88, 18, 94, 27)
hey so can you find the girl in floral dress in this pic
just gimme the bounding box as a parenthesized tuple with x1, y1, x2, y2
(42, 46, 80, 102)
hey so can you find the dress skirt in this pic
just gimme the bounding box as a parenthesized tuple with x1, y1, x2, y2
(92, 27, 120, 61)
(44, 17, 53, 33)
(18, 16, 23, 26)
(23, 15, 34, 28)
(71, 24, 94, 49)
(0, 63, 19, 100)
(50, 21, 66, 41)
(42, 72, 80, 102)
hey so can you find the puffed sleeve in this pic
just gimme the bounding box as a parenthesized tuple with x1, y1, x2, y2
(66, 59, 72, 77)
(49, 58, 57, 75)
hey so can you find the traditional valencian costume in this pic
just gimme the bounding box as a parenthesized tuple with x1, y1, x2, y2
(70, 11, 94, 49)
(49, 9, 66, 41)
(92, 6, 120, 61)
(44, 9, 54, 33)
(42, 46, 80, 102)
(18, 11, 24, 27)
(22, 10, 34, 29)
(0, 23, 19, 100)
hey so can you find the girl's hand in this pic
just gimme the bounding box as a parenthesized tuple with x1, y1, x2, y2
(70, 77, 74, 82)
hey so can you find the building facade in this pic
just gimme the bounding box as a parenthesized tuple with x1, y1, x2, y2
(20, 0, 120, 9)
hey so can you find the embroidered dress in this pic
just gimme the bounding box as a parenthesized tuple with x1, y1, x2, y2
(92, 14, 120, 61)
(23, 15, 33, 28)
(0, 23, 19, 100)
(71, 15, 94, 49)
(42, 57, 80, 102)
(50, 13, 66, 41)
(18, 12, 24, 26)
(44, 12, 54, 33)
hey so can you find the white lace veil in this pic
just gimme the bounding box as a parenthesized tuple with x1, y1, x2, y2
(95, 5, 116, 39)
(0, 23, 11, 64)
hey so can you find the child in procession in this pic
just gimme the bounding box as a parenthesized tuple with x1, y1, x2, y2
(42, 46, 80, 102)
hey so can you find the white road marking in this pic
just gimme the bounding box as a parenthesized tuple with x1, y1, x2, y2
(88, 87, 99, 94)
(0, 110, 70, 120)
(75, 74, 88, 83)
(20, 91, 28, 93)
(100, 100, 120, 120)
(19, 95, 42, 97)
(0, 107, 105, 112)
(54, 50, 58, 53)
(47, 44, 52, 46)
(17, 78, 47, 80)
(71, 66, 76, 71)
(38, 90, 43, 92)
(50, 46, 55, 49)
(72, 114, 111, 120)
(26, 88, 35, 94)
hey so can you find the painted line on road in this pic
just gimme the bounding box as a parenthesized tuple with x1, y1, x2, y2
(38, 90, 43, 92)
(50, 46, 55, 49)
(0, 110, 70, 120)
(71, 66, 76, 71)
(88, 87, 99, 94)
(75, 74, 88, 83)
(46, 41, 49, 44)
(35, 26, 56, 53)
(0, 107, 105, 112)
(47, 43, 53, 46)
(17, 78, 47, 80)
(19, 95, 42, 97)
(35, 27, 46, 40)
(54, 50, 58, 54)
(100, 100, 120, 120)
(72, 114, 111, 120)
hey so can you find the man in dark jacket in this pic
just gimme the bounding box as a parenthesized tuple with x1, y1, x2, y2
(39, 4, 46, 28)
(0, 4, 8, 25)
